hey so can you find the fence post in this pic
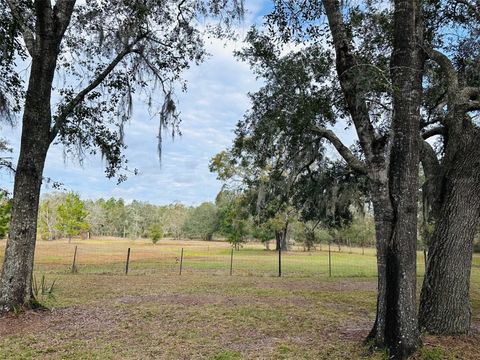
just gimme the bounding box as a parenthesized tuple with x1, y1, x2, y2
(125, 248, 131, 275)
(71, 245, 78, 274)
(278, 246, 282, 277)
(328, 242, 332, 277)
(179, 248, 184, 275)
(230, 247, 234, 276)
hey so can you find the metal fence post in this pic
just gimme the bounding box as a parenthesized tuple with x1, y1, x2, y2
(328, 242, 332, 277)
(230, 247, 234, 276)
(278, 247, 282, 277)
(125, 248, 131, 275)
(179, 248, 184, 275)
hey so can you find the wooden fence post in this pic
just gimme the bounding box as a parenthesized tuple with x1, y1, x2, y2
(71, 245, 78, 274)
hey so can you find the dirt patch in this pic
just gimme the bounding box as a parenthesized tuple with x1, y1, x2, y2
(337, 318, 372, 342)
(0, 309, 50, 337)
(0, 306, 126, 339)
(422, 333, 480, 360)
(272, 279, 377, 293)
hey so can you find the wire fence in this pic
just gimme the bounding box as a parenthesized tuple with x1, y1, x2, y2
(0, 238, 442, 278)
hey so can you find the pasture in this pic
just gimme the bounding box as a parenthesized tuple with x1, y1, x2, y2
(0, 238, 479, 359)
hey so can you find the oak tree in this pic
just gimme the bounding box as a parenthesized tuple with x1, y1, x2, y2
(0, 0, 243, 311)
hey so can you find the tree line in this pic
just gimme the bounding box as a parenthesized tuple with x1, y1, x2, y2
(5, 191, 375, 251)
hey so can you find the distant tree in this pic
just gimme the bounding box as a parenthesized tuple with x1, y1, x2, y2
(84, 199, 108, 237)
(215, 191, 250, 249)
(55, 193, 89, 243)
(338, 214, 375, 252)
(162, 203, 190, 240)
(123, 201, 164, 239)
(102, 198, 126, 237)
(211, 150, 296, 251)
(37, 193, 67, 240)
(251, 220, 276, 249)
(182, 202, 218, 240)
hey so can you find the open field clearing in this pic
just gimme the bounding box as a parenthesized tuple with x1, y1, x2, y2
(0, 238, 479, 359)
(0, 238, 425, 278)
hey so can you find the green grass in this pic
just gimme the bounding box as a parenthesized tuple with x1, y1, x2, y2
(0, 238, 420, 278)
(0, 238, 479, 359)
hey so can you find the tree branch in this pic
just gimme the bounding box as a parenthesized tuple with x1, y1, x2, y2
(5, 0, 35, 55)
(311, 125, 367, 175)
(459, 86, 480, 111)
(422, 126, 445, 139)
(50, 44, 138, 143)
(426, 49, 458, 107)
(53, 0, 76, 38)
(321, 0, 377, 164)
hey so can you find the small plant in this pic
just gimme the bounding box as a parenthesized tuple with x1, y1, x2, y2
(149, 224, 163, 245)
(32, 275, 57, 304)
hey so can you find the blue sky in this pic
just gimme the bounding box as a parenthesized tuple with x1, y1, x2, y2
(0, 0, 356, 206)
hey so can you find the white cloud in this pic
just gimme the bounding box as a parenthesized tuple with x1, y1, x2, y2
(34, 31, 261, 205)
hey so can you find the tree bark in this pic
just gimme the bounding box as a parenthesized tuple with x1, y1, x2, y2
(366, 164, 394, 349)
(376, 1, 423, 356)
(419, 125, 480, 334)
(0, 57, 54, 310)
(0, 1, 72, 311)
(321, 0, 423, 356)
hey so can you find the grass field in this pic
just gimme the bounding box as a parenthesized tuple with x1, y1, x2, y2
(0, 238, 479, 359)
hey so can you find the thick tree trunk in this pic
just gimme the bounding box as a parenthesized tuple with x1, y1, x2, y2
(0, 148, 48, 310)
(366, 168, 394, 349)
(420, 128, 480, 334)
(0, 22, 60, 310)
(0, 95, 51, 310)
(321, 0, 423, 356)
(375, 0, 423, 357)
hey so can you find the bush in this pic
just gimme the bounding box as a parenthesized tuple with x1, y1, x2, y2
(149, 224, 163, 244)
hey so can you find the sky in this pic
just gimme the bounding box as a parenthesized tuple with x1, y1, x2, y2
(0, 0, 355, 206)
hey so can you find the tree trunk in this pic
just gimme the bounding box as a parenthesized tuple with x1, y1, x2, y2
(366, 167, 394, 349)
(366, 0, 424, 356)
(321, 0, 422, 355)
(379, 0, 423, 356)
(275, 227, 288, 251)
(420, 127, 480, 334)
(0, 80, 52, 310)
(0, 15, 61, 310)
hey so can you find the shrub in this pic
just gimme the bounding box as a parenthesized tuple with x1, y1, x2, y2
(149, 224, 163, 244)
